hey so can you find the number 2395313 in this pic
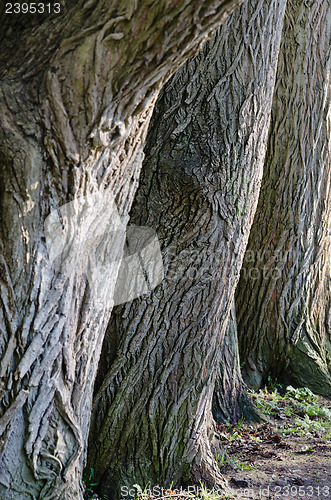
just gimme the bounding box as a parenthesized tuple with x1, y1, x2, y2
(5, 3, 61, 14)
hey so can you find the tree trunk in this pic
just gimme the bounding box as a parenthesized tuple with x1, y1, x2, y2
(212, 302, 262, 424)
(0, 1, 245, 498)
(235, 0, 331, 396)
(89, 1, 287, 496)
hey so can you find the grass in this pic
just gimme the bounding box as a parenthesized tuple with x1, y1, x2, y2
(279, 414, 325, 437)
(215, 450, 227, 467)
(249, 384, 331, 438)
(215, 450, 254, 472)
(83, 468, 99, 499)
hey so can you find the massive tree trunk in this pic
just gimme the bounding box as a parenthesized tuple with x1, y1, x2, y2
(235, 0, 331, 396)
(89, 1, 287, 496)
(0, 1, 245, 498)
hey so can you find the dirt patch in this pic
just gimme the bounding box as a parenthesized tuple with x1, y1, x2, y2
(221, 426, 331, 499)
(218, 390, 331, 499)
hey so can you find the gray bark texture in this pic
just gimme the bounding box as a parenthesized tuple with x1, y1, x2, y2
(235, 0, 331, 396)
(0, 1, 245, 498)
(212, 302, 262, 424)
(89, 0, 287, 496)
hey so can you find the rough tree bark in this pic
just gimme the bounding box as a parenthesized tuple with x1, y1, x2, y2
(0, 1, 245, 498)
(235, 0, 331, 396)
(212, 302, 262, 424)
(89, 1, 287, 496)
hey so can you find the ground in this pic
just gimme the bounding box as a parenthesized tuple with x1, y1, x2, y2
(217, 386, 331, 499)
(84, 386, 331, 500)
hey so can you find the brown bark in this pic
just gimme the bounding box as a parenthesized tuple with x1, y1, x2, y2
(89, 1, 287, 497)
(0, 1, 245, 498)
(235, 0, 331, 396)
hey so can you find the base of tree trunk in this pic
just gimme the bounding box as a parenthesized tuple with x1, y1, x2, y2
(212, 304, 264, 424)
(283, 345, 331, 398)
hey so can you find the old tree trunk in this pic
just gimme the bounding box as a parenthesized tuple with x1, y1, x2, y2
(236, 0, 331, 396)
(0, 1, 245, 498)
(89, 0, 286, 497)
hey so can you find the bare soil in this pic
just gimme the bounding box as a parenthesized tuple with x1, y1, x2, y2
(219, 395, 331, 500)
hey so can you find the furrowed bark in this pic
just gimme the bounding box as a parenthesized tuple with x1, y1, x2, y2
(212, 302, 262, 424)
(0, 1, 245, 498)
(89, 1, 287, 496)
(235, 0, 331, 396)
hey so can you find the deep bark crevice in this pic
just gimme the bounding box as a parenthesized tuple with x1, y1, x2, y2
(212, 303, 263, 424)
